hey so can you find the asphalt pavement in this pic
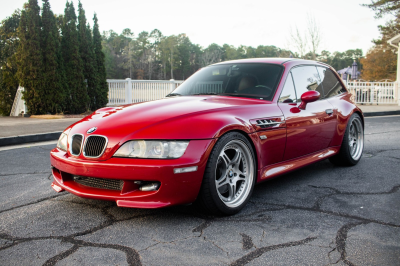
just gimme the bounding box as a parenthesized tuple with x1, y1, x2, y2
(0, 117, 81, 138)
(0, 115, 399, 265)
(0, 117, 81, 146)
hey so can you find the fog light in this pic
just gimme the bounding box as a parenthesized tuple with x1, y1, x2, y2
(139, 182, 160, 191)
(173, 166, 198, 174)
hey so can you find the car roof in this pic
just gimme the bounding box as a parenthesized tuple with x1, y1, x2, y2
(211, 58, 331, 68)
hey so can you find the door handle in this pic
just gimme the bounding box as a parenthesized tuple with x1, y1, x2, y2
(325, 109, 333, 115)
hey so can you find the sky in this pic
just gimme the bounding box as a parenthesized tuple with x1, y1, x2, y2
(0, 0, 391, 56)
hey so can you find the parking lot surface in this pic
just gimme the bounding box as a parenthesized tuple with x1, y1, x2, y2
(0, 117, 81, 138)
(0, 115, 399, 265)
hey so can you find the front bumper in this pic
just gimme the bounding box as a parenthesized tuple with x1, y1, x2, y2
(50, 139, 216, 208)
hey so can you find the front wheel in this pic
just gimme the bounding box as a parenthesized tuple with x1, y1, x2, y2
(196, 132, 256, 216)
(329, 113, 364, 166)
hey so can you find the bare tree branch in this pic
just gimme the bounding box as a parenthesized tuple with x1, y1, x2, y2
(307, 15, 322, 60)
(289, 26, 308, 58)
(201, 50, 222, 67)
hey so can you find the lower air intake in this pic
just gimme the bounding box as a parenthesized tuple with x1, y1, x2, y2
(73, 175, 123, 191)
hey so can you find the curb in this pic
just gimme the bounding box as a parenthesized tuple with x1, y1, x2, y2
(0, 132, 62, 147)
(363, 110, 400, 117)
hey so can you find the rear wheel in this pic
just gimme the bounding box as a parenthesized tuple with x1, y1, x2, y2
(329, 113, 364, 166)
(197, 132, 256, 216)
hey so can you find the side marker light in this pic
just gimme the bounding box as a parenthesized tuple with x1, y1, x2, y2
(173, 166, 198, 174)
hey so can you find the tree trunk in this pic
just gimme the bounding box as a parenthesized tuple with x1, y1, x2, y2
(163, 62, 166, 79)
(170, 51, 173, 79)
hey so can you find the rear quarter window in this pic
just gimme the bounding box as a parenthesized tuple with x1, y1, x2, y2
(317, 67, 347, 99)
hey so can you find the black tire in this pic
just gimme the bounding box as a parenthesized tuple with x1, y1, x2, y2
(196, 132, 256, 216)
(329, 113, 364, 166)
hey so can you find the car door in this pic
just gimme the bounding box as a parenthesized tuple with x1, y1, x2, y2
(316, 66, 349, 147)
(278, 65, 337, 161)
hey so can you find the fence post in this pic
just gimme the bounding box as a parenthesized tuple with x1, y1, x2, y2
(169, 79, 175, 94)
(397, 81, 400, 106)
(125, 78, 132, 104)
(370, 83, 374, 104)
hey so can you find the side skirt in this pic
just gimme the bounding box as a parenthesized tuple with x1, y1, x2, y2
(258, 147, 340, 182)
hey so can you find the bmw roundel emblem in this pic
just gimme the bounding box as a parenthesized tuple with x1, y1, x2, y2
(87, 127, 97, 134)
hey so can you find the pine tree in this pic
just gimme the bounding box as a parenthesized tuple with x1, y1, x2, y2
(77, 1, 96, 110)
(61, 1, 88, 114)
(16, 0, 44, 114)
(92, 13, 108, 109)
(56, 24, 68, 113)
(363, 0, 400, 18)
(41, 0, 65, 113)
(0, 10, 20, 115)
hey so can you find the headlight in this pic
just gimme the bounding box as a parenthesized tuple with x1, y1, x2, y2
(57, 132, 68, 151)
(114, 140, 189, 159)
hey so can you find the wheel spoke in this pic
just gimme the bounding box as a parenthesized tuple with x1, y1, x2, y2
(231, 149, 242, 165)
(234, 167, 245, 177)
(216, 176, 228, 189)
(221, 151, 231, 166)
(237, 175, 246, 181)
(350, 125, 354, 135)
(217, 166, 228, 180)
(351, 136, 357, 155)
(228, 183, 236, 201)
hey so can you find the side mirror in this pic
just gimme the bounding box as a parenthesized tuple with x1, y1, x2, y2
(298, 91, 320, 110)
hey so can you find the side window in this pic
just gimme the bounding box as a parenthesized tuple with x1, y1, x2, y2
(291, 66, 322, 102)
(317, 67, 346, 98)
(278, 73, 296, 103)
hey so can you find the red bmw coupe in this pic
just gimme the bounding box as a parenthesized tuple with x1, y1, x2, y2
(50, 58, 364, 215)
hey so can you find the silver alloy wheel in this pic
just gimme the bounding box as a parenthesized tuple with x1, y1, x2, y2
(348, 118, 364, 160)
(215, 140, 254, 208)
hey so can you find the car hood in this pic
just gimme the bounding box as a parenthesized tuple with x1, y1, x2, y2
(68, 96, 267, 136)
(65, 96, 282, 159)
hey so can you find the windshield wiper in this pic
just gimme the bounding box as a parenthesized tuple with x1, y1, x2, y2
(192, 92, 219, 95)
(165, 93, 182, 97)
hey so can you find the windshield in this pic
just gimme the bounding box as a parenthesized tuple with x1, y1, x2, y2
(168, 63, 283, 100)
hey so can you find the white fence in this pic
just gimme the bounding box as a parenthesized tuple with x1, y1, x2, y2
(107, 79, 400, 106)
(345, 81, 399, 105)
(9, 79, 400, 116)
(107, 79, 183, 106)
